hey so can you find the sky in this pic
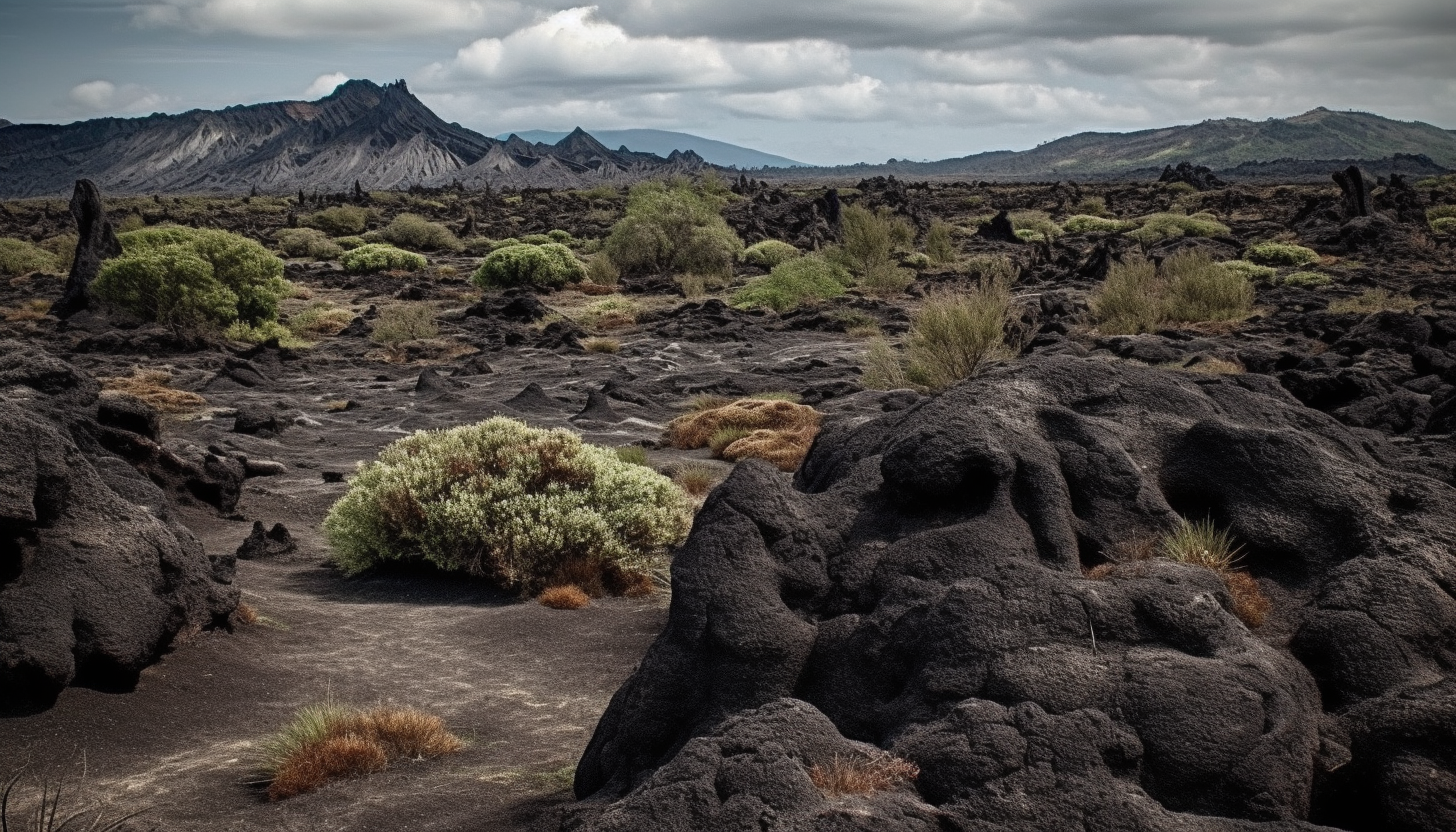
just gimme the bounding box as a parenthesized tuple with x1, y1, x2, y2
(1, 0, 1453, 166)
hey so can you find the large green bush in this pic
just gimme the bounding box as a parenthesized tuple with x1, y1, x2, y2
(378, 213, 461, 252)
(731, 256, 850, 312)
(303, 205, 369, 236)
(94, 227, 288, 327)
(472, 243, 585, 289)
(604, 180, 743, 276)
(322, 417, 693, 592)
(741, 240, 801, 269)
(340, 243, 427, 274)
(0, 238, 59, 276)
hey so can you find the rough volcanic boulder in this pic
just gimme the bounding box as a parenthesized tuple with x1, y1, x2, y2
(51, 179, 121, 319)
(0, 399, 237, 713)
(573, 355, 1456, 831)
(1160, 162, 1225, 191)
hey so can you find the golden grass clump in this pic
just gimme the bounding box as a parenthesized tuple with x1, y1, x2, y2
(808, 753, 920, 797)
(1328, 289, 1422, 315)
(538, 585, 591, 610)
(582, 337, 621, 354)
(674, 464, 721, 497)
(2, 299, 52, 321)
(233, 602, 259, 626)
(263, 703, 463, 801)
(1221, 571, 1271, 628)
(99, 369, 208, 414)
(667, 398, 821, 472)
(1159, 517, 1270, 627)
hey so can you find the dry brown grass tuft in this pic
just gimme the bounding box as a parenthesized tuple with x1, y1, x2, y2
(233, 602, 259, 625)
(2, 299, 52, 321)
(538, 585, 591, 609)
(1221, 571, 1271, 628)
(718, 424, 821, 471)
(357, 708, 465, 759)
(582, 337, 621, 354)
(674, 464, 721, 497)
(668, 399, 820, 459)
(262, 703, 463, 801)
(99, 369, 208, 414)
(269, 736, 387, 800)
(808, 753, 920, 797)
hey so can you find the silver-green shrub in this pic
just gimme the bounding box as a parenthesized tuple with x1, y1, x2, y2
(94, 226, 288, 326)
(340, 243, 427, 274)
(322, 418, 693, 592)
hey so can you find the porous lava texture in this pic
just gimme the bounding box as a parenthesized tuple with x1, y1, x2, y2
(571, 355, 1456, 832)
(0, 345, 239, 713)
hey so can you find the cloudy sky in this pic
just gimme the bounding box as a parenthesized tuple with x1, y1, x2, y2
(2, 0, 1453, 165)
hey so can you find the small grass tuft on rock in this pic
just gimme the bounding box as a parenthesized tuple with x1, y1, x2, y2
(808, 753, 920, 797)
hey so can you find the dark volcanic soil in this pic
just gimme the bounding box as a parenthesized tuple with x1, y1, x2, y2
(2, 173, 1456, 831)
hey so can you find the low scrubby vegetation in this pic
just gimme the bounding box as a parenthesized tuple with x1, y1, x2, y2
(303, 205, 369, 236)
(1245, 241, 1320, 266)
(1328, 288, 1421, 314)
(276, 228, 344, 260)
(376, 213, 461, 253)
(604, 179, 743, 277)
(473, 243, 585, 289)
(93, 226, 288, 328)
(340, 243, 427, 274)
(0, 237, 60, 275)
(862, 270, 1021, 392)
(1281, 271, 1332, 288)
(1159, 518, 1270, 627)
(1091, 251, 1255, 334)
(924, 220, 957, 264)
(323, 418, 692, 593)
(741, 240, 801, 269)
(98, 368, 208, 413)
(369, 303, 438, 346)
(732, 256, 850, 312)
(667, 398, 822, 471)
(261, 702, 463, 800)
(1128, 212, 1230, 244)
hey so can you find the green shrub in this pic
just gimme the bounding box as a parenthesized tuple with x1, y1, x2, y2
(861, 337, 910, 390)
(370, 303, 439, 345)
(838, 205, 914, 275)
(1072, 196, 1109, 217)
(40, 234, 78, 274)
(0, 237, 58, 275)
(1092, 252, 1254, 334)
(904, 252, 932, 271)
(604, 180, 743, 276)
(1431, 216, 1456, 235)
(1129, 213, 1230, 244)
(742, 240, 801, 269)
(378, 213, 461, 253)
(1219, 260, 1278, 283)
(95, 227, 288, 327)
(1091, 259, 1165, 335)
(334, 236, 367, 251)
(1282, 271, 1332, 288)
(1163, 252, 1255, 323)
(225, 319, 310, 348)
(1328, 289, 1421, 315)
(473, 243, 585, 289)
(322, 417, 692, 592)
(925, 220, 957, 264)
(304, 206, 369, 236)
(731, 256, 850, 312)
(1009, 210, 1062, 242)
(904, 280, 1019, 390)
(341, 244, 427, 274)
(1063, 215, 1136, 234)
(1245, 241, 1319, 266)
(548, 229, 574, 244)
(1426, 205, 1456, 223)
(276, 228, 344, 260)
(585, 254, 619, 286)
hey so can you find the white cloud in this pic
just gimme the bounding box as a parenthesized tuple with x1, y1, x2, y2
(132, 0, 524, 38)
(304, 73, 351, 98)
(420, 7, 851, 94)
(68, 80, 168, 115)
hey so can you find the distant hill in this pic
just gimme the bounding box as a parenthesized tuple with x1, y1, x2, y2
(0, 81, 708, 197)
(497, 129, 806, 169)
(0, 120, 11, 130)
(765, 108, 1456, 181)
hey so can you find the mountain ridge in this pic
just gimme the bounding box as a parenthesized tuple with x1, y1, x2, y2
(495, 128, 808, 169)
(0, 80, 708, 197)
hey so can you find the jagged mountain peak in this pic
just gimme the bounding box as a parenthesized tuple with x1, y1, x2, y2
(0, 80, 710, 196)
